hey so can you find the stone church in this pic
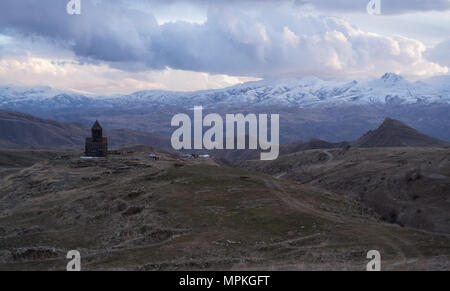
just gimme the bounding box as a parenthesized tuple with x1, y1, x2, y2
(85, 120, 108, 157)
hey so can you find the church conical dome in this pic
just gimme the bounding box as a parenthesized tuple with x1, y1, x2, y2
(91, 120, 103, 141)
(92, 120, 102, 130)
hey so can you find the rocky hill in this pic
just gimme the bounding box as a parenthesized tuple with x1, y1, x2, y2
(354, 118, 449, 148)
(0, 110, 169, 149)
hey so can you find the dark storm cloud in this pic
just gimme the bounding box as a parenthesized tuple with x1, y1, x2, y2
(0, 0, 160, 66)
(0, 0, 447, 78)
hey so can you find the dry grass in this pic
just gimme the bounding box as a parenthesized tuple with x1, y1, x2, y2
(0, 150, 449, 270)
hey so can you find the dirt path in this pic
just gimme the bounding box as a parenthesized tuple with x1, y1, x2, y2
(262, 176, 426, 270)
(274, 172, 287, 179)
(322, 150, 334, 162)
(262, 178, 343, 223)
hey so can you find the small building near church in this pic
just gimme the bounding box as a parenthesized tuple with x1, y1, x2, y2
(85, 120, 108, 157)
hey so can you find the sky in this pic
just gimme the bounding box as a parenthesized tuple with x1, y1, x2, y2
(0, 0, 449, 95)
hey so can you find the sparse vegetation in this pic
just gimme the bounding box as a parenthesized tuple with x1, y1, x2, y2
(1, 149, 449, 270)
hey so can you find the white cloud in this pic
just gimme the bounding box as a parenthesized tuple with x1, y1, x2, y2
(0, 1, 448, 93)
(147, 6, 448, 79)
(283, 26, 300, 47)
(0, 56, 259, 95)
(426, 38, 450, 68)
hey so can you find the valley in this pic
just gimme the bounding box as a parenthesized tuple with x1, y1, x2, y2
(0, 149, 449, 270)
(0, 83, 449, 270)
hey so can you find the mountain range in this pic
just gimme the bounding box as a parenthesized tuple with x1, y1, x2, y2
(1, 73, 449, 110)
(1, 73, 449, 143)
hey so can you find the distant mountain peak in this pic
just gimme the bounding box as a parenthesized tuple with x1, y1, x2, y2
(380, 72, 404, 82)
(355, 117, 448, 148)
(380, 117, 405, 127)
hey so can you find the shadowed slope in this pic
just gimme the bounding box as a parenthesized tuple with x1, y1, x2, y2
(354, 118, 449, 148)
(0, 110, 169, 149)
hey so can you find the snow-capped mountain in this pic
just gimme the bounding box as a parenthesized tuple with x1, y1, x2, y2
(0, 85, 96, 110)
(0, 73, 449, 111)
(423, 75, 450, 96)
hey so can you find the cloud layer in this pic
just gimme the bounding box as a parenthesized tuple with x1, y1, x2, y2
(0, 0, 448, 92)
(0, 56, 258, 95)
(299, 0, 450, 14)
(78, 0, 450, 14)
(426, 39, 450, 68)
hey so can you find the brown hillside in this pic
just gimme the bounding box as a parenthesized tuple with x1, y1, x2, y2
(354, 118, 449, 148)
(0, 110, 169, 149)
